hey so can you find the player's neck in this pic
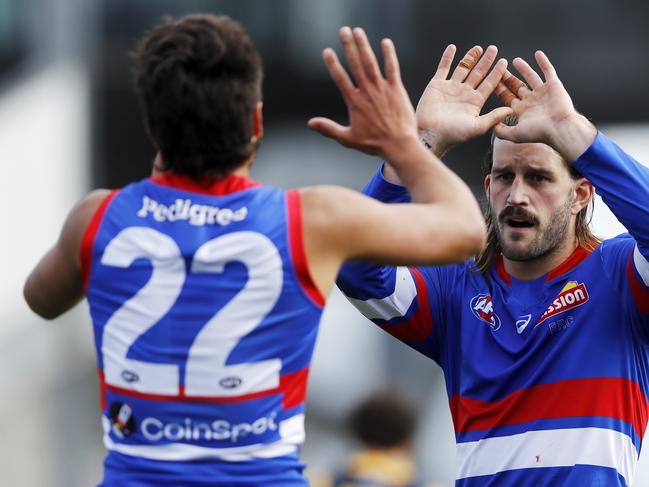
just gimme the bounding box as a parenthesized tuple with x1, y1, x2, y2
(503, 235, 578, 281)
(151, 153, 253, 179)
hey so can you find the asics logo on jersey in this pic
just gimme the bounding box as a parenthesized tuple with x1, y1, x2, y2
(537, 281, 589, 325)
(137, 195, 248, 226)
(470, 294, 501, 331)
(515, 314, 532, 334)
(141, 412, 278, 443)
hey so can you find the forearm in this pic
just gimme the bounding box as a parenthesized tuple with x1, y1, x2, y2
(573, 132, 649, 252)
(336, 170, 410, 301)
(550, 113, 598, 162)
(381, 136, 446, 186)
(382, 136, 483, 230)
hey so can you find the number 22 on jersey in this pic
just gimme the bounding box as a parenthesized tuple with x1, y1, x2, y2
(99, 227, 283, 399)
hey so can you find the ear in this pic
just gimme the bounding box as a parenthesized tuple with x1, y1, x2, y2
(571, 178, 594, 215)
(252, 101, 264, 141)
(484, 174, 491, 198)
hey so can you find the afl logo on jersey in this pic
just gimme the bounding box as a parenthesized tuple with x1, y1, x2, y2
(219, 376, 243, 389)
(470, 294, 501, 331)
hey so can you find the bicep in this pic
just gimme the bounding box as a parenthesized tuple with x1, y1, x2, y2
(629, 244, 649, 317)
(599, 238, 649, 340)
(24, 189, 111, 319)
(332, 188, 481, 265)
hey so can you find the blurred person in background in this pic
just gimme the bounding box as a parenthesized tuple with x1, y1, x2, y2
(21, 13, 501, 487)
(338, 46, 649, 486)
(330, 389, 445, 487)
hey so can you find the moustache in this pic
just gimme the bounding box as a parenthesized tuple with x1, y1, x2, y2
(498, 206, 539, 225)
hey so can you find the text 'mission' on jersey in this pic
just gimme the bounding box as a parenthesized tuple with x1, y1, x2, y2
(338, 133, 649, 486)
(81, 172, 324, 486)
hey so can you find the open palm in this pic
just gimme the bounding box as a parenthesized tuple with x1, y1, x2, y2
(416, 45, 511, 156)
(495, 52, 577, 146)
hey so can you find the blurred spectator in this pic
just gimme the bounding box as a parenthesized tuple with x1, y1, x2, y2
(322, 389, 444, 487)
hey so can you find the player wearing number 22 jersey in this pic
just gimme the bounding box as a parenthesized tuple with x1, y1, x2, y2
(82, 173, 323, 486)
(23, 14, 489, 487)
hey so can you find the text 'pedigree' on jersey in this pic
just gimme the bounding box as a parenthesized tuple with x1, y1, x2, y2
(137, 195, 248, 226)
(537, 281, 589, 325)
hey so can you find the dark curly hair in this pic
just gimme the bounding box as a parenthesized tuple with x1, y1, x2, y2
(348, 390, 418, 448)
(133, 14, 263, 179)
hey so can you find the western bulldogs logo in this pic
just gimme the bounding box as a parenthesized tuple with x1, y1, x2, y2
(470, 294, 501, 331)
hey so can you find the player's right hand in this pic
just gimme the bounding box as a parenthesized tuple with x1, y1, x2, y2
(308, 26, 420, 163)
(415, 44, 512, 157)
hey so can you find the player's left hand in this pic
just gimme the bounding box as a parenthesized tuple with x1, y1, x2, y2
(493, 51, 596, 159)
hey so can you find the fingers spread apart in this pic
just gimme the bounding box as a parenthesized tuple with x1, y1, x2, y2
(381, 38, 401, 84)
(476, 57, 508, 100)
(433, 44, 457, 80)
(450, 45, 483, 81)
(534, 50, 557, 81)
(353, 27, 382, 82)
(464, 45, 498, 89)
(495, 70, 527, 106)
(322, 47, 356, 103)
(512, 57, 543, 89)
(495, 82, 517, 108)
(338, 26, 367, 88)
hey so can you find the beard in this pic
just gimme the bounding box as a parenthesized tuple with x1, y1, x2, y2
(495, 197, 572, 262)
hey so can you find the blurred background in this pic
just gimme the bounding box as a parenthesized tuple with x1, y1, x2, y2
(2, 0, 648, 485)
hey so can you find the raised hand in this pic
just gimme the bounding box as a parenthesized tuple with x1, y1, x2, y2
(494, 51, 596, 160)
(415, 44, 512, 156)
(308, 26, 418, 162)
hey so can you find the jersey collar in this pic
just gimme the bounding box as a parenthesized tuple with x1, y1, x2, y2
(149, 171, 261, 196)
(495, 245, 595, 287)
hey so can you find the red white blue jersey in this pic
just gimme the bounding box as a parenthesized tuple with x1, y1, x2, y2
(338, 133, 649, 486)
(81, 172, 324, 486)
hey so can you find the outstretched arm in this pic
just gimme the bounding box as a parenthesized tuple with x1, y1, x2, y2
(304, 27, 486, 298)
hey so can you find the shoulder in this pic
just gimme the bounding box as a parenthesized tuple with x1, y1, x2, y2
(597, 233, 636, 256)
(61, 189, 114, 258)
(589, 233, 637, 282)
(419, 258, 477, 288)
(298, 185, 359, 207)
(66, 189, 114, 233)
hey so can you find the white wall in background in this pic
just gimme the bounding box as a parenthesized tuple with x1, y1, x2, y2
(0, 64, 102, 487)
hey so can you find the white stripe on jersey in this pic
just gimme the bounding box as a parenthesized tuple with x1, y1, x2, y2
(102, 414, 303, 462)
(456, 427, 637, 485)
(345, 266, 416, 320)
(633, 245, 649, 287)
